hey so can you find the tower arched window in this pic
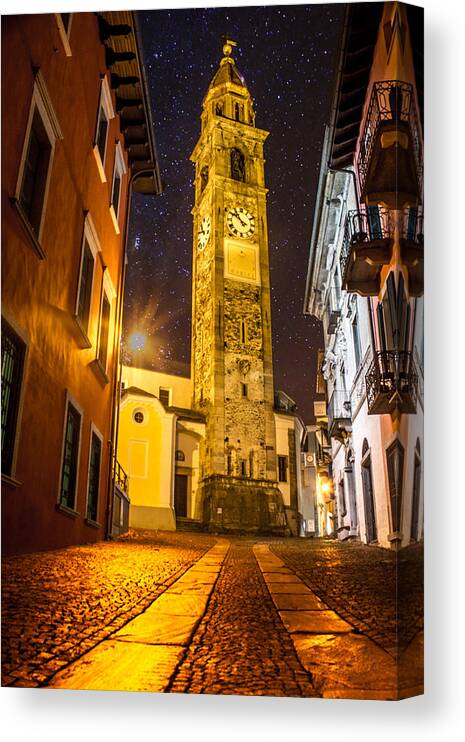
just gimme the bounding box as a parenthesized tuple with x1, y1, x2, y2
(231, 148, 245, 182)
(200, 165, 208, 193)
(234, 102, 240, 121)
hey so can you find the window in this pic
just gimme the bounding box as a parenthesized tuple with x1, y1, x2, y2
(86, 428, 102, 523)
(59, 397, 82, 510)
(77, 241, 94, 333)
(278, 455, 288, 483)
(19, 110, 52, 235)
(230, 148, 245, 182)
(352, 314, 362, 370)
(133, 410, 145, 424)
(386, 439, 404, 534)
(176, 450, 185, 462)
(109, 142, 127, 233)
(97, 293, 110, 373)
(241, 383, 248, 398)
(95, 270, 115, 380)
(1, 319, 26, 477)
(93, 76, 114, 182)
(240, 319, 247, 344)
(74, 214, 101, 346)
(240, 459, 247, 477)
(367, 205, 382, 240)
(14, 71, 62, 255)
(159, 388, 170, 406)
(200, 165, 209, 193)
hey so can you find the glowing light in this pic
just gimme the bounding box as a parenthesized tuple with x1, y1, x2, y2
(321, 482, 330, 494)
(128, 332, 146, 352)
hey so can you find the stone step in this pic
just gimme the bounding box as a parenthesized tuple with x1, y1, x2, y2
(176, 517, 205, 533)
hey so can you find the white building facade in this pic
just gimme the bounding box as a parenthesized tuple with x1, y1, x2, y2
(304, 3, 424, 550)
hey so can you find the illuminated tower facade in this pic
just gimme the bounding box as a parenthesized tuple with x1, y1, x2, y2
(190, 40, 286, 532)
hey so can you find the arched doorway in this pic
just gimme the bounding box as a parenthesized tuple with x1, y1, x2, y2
(411, 439, 422, 541)
(361, 439, 377, 543)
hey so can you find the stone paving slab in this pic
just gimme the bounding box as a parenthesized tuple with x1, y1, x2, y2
(264, 582, 315, 594)
(147, 592, 209, 616)
(280, 609, 353, 634)
(271, 593, 328, 611)
(271, 539, 424, 657)
(261, 567, 294, 574)
(168, 540, 318, 697)
(112, 612, 200, 645)
(254, 544, 408, 701)
(262, 574, 303, 584)
(1, 530, 216, 688)
(48, 642, 185, 693)
(46, 538, 230, 692)
(292, 633, 397, 700)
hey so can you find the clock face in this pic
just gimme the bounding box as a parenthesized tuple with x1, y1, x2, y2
(197, 215, 211, 251)
(227, 207, 255, 239)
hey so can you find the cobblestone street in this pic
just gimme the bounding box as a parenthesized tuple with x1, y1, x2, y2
(1, 531, 423, 698)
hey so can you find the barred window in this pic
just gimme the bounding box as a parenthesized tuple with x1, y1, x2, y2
(1, 320, 26, 476)
(60, 400, 82, 510)
(87, 431, 102, 522)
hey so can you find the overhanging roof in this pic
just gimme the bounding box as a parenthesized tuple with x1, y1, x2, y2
(328, 2, 383, 171)
(98, 11, 162, 196)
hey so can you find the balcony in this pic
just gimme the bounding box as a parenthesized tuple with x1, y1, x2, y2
(366, 351, 418, 416)
(315, 426, 332, 475)
(358, 80, 423, 208)
(340, 208, 392, 295)
(327, 390, 352, 442)
(400, 207, 424, 297)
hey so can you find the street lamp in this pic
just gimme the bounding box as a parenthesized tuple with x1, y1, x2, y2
(128, 332, 146, 353)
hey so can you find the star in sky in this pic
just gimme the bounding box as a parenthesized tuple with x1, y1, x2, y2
(123, 4, 344, 422)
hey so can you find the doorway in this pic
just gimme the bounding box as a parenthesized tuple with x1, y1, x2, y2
(174, 474, 188, 517)
(411, 440, 421, 540)
(361, 441, 377, 543)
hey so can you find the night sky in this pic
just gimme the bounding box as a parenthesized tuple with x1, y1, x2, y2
(123, 3, 345, 422)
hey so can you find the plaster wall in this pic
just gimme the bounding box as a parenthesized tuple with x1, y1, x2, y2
(121, 366, 192, 409)
(118, 395, 176, 530)
(2, 14, 129, 554)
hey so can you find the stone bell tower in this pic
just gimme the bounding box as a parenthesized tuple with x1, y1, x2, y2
(190, 39, 286, 533)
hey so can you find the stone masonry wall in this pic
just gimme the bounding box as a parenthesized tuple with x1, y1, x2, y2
(223, 279, 267, 478)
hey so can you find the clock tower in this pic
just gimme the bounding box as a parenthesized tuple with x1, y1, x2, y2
(190, 39, 286, 533)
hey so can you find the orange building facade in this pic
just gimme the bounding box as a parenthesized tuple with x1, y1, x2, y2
(1, 12, 161, 555)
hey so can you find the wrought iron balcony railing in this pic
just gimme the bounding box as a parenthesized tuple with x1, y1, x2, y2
(357, 80, 423, 205)
(366, 350, 418, 416)
(400, 207, 424, 297)
(327, 390, 352, 440)
(401, 206, 423, 243)
(339, 207, 392, 294)
(113, 456, 129, 495)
